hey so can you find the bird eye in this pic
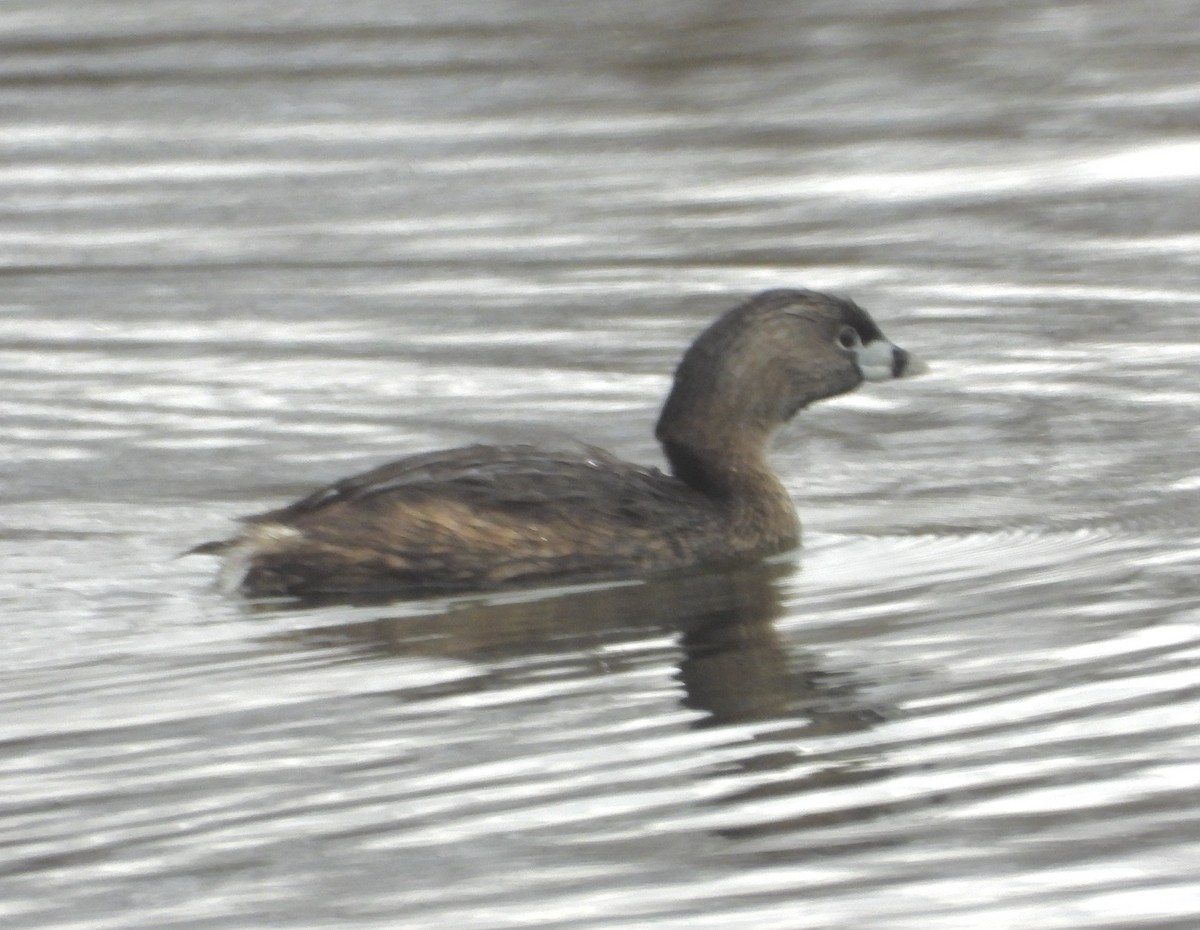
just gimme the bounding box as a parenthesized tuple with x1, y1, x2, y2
(836, 326, 861, 350)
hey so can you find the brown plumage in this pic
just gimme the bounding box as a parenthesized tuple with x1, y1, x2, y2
(193, 289, 925, 599)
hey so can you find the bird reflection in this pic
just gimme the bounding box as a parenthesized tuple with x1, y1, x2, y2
(248, 556, 897, 854)
(272, 556, 892, 768)
(670, 570, 892, 846)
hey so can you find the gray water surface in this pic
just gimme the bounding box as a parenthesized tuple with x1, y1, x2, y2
(3, 2, 1200, 928)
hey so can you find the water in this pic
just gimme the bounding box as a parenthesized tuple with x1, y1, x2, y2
(3, 1, 1200, 927)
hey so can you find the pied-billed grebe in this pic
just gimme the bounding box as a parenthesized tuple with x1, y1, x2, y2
(194, 289, 925, 598)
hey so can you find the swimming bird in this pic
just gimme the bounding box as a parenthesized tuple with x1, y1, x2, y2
(193, 289, 925, 599)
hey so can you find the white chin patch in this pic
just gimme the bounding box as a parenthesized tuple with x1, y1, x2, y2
(855, 339, 898, 381)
